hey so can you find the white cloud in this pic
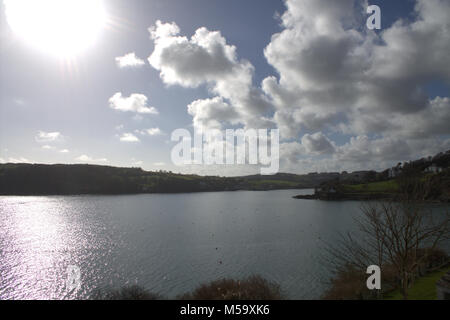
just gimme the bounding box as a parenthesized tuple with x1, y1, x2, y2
(136, 127, 163, 136)
(42, 145, 55, 150)
(35, 131, 63, 143)
(76, 155, 108, 163)
(76, 155, 92, 162)
(13, 98, 25, 106)
(153, 162, 166, 166)
(148, 20, 273, 130)
(109, 92, 158, 114)
(280, 141, 305, 163)
(8, 157, 30, 163)
(132, 160, 143, 166)
(119, 132, 140, 142)
(187, 97, 239, 130)
(60, 149, 70, 153)
(261, 0, 450, 171)
(0, 157, 5, 163)
(301, 132, 335, 155)
(263, 0, 450, 140)
(115, 52, 146, 68)
(144, 1, 450, 173)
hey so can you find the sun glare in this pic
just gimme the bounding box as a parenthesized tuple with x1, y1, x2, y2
(4, 0, 107, 57)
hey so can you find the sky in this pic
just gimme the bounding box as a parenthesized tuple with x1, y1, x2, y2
(0, 0, 449, 176)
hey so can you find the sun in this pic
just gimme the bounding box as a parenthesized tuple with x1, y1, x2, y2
(4, 0, 107, 57)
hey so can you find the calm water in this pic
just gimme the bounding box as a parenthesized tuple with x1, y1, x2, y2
(0, 190, 446, 300)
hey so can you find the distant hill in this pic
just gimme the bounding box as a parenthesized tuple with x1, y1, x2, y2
(294, 150, 450, 202)
(2, 150, 449, 196)
(0, 163, 332, 195)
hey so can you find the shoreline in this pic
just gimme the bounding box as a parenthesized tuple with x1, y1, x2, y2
(293, 193, 449, 203)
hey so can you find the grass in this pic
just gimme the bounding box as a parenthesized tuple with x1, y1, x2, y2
(249, 180, 301, 188)
(343, 179, 399, 194)
(384, 266, 450, 300)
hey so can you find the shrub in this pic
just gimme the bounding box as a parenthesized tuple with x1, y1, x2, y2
(178, 275, 282, 300)
(92, 285, 163, 300)
(322, 266, 369, 300)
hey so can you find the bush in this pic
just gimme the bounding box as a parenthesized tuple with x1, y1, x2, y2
(417, 247, 449, 269)
(322, 249, 449, 300)
(92, 285, 163, 300)
(178, 275, 282, 300)
(322, 266, 369, 300)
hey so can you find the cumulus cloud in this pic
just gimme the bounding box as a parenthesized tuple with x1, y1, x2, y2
(144, 1, 450, 173)
(148, 20, 273, 130)
(42, 145, 55, 150)
(119, 132, 140, 142)
(187, 97, 240, 130)
(76, 155, 108, 163)
(335, 136, 411, 164)
(280, 141, 305, 163)
(301, 132, 335, 155)
(35, 131, 63, 143)
(109, 92, 158, 114)
(8, 157, 31, 163)
(148, 21, 239, 87)
(263, 0, 450, 139)
(60, 149, 70, 153)
(261, 0, 450, 171)
(115, 52, 146, 68)
(132, 159, 144, 166)
(136, 128, 163, 136)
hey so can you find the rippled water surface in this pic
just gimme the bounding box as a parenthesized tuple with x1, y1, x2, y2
(1, 190, 446, 299)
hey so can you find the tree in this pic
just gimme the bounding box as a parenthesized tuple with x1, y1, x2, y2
(325, 201, 450, 300)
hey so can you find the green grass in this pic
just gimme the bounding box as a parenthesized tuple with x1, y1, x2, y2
(249, 180, 300, 187)
(384, 267, 450, 300)
(343, 180, 399, 194)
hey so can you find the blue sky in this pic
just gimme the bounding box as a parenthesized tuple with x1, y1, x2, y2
(0, 0, 449, 175)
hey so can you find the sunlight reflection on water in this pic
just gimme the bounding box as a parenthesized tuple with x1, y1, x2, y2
(1, 191, 448, 300)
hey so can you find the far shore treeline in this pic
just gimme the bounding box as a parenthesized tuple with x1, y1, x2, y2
(0, 150, 449, 196)
(0, 163, 333, 195)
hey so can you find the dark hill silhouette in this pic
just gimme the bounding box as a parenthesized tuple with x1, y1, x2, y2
(2, 149, 448, 196)
(0, 163, 320, 195)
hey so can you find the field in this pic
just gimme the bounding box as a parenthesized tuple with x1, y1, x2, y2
(343, 180, 399, 194)
(384, 266, 450, 300)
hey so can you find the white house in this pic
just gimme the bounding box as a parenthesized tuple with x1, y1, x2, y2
(424, 164, 443, 174)
(388, 166, 402, 178)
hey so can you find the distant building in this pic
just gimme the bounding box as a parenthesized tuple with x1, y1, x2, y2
(424, 164, 443, 174)
(388, 166, 402, 178)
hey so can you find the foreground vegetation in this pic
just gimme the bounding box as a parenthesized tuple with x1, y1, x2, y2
(323, 200, 450, 300)
(384, 266, 450, 300)
(93, 275, 282, 300)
